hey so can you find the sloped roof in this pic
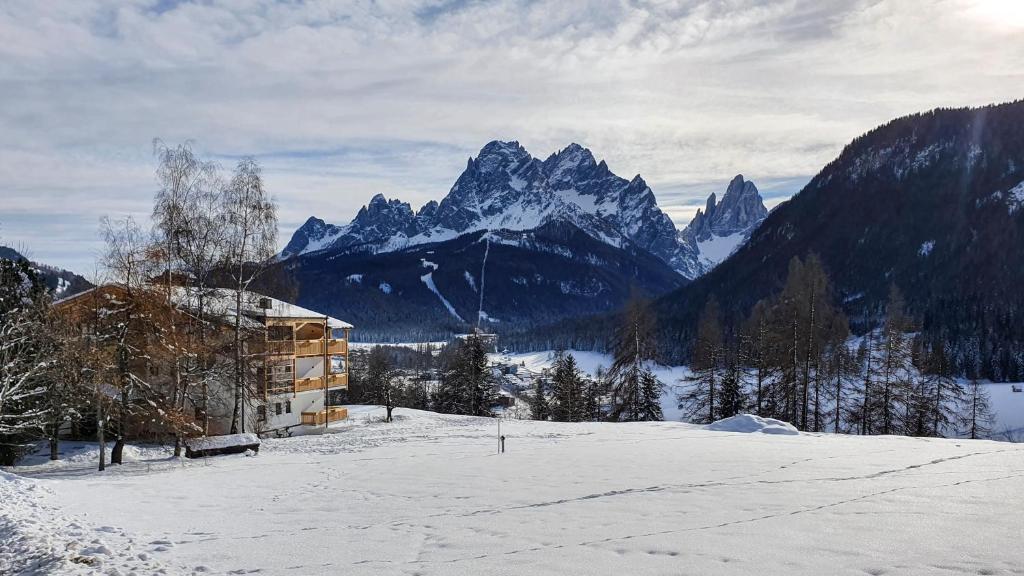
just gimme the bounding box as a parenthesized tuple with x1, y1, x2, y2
(56, 284, 353, 329)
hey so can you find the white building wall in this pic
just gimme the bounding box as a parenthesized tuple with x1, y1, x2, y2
(296, 357, 325, 380)
(265, 390, 325, 431)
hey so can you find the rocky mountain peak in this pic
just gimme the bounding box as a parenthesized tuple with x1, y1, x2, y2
(684, 175, 767, 243)
(282, 143, 764, 281)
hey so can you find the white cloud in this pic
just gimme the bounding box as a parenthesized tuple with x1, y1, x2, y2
(0, 0, 1021, 271)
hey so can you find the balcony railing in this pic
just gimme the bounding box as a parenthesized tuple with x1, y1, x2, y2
(294, 376, 324, 393)
(300, 406, 348, 425)
(257, 338, 348, 358)
(294, 339, 323, 356)
(260, 340, 295, 356)
(327, 339, 348, 355)
(327, 373, 348, 388)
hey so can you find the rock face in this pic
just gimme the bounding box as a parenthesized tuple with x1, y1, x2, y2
(684, 175, 768, 242)
(678, 174, 769, 273)
(283, 141, 764, 279)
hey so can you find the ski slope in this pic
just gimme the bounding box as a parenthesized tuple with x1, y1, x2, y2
(4, 407, 1024, 575)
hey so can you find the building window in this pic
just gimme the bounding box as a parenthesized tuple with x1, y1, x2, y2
(268, 325, 293, 341)
(266, 361, 293, 393)
(257, 405, 267, 421)
(275, 402, 282, 416)
(285, 400, 292, 414)
(330, 355, 346, 374)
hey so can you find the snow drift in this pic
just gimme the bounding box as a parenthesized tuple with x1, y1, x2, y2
(706, 414, 800, 435)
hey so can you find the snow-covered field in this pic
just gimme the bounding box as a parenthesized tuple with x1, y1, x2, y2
(4, 406, 1024, 575)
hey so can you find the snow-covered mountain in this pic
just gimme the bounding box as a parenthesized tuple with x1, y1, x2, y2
(282, 141, 767, 280)
(277, 142, 768, 339)
(678, 174, 769, 274)
(0, 245, 92, 298)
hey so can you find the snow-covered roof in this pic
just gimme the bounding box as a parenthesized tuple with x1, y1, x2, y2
(173, 287, 354, 329)
(56, 284, 353, 329)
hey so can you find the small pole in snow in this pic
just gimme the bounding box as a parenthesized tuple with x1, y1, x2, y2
(497, 417, 501, 455)
(500, 435, 506, 454)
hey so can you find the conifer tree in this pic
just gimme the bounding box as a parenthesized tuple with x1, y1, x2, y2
(637, 368, 664, 421)
(920, 339, 965, 437)
(608, 293, 657, 421)
(434, 335, 498, 416)
(529, 374, 550, 421)
(873, 285, 915, 435)
(679, 297, 723, 423)
(961, 380, 993, 440)
(551, 353, 587, 422)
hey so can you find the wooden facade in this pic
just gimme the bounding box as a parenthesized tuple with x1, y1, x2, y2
(259, 318, 351, 401)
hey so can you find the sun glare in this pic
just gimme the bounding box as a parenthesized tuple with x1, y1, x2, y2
(967, 0, 1024, 28)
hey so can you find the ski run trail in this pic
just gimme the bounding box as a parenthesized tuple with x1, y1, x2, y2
(3, 406, 1024, 576)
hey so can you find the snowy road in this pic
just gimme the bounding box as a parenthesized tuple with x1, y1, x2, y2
(5, 408, 1024, 575)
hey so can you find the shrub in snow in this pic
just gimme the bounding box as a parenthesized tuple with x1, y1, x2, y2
(706, 414, 799, 435)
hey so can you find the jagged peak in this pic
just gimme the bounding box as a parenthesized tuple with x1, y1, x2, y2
(627, 174, 648, 189)
(300, 215, 327, 228)
(417, 199, 439, 215)
(704, 192, 718, 213)
(478, 139, 526, 157)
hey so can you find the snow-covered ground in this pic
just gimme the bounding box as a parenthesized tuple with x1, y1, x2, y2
(4, 407, 1024, 575)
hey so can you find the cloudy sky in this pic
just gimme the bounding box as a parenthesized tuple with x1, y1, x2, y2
(1, 0, 1022, 273)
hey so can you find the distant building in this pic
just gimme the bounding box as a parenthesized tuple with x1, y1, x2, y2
(55, 285, 353, 438)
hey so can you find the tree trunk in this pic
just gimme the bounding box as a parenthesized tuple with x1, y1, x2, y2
(833, 358, 842, 434)
(230, 286, 244, 434)
(112, 386, 130, 464)
(97, 399, 106, 472)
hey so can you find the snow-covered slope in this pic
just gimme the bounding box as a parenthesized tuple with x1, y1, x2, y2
(5, 408, 1024, 575)
(282, 142, 767, 280)
(0, 244, 92, 298)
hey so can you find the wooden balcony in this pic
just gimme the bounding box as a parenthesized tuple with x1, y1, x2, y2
(327, 373, 348, 389)
(327, 339, 348, 355)
(301, 406, 348, 425)
(294, 376, 324, 393)
(264, 382, 293, 396)
(259, 340, 295, 356)
(257, 339, 347, 358)
(294, 339, 324, 357)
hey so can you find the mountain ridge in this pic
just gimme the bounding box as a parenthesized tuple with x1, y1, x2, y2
(282, 141, 768, 280)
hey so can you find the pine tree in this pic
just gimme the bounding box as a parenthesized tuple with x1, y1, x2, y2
(920, 340, 965, 437)
(717, 352, 745, 421)
(608, 293, 657, 421)
(551, 353, 587, 422)
(873, 285, 915, 435)
(962, 380, 993, 439)
(0, 258, 52, 465)
(529, 374, 550, 421)
(583, 377, 605, 421)
(637, 368, 664, 421)
(679, 297, 723, 424)
(434, 335, 499, 417)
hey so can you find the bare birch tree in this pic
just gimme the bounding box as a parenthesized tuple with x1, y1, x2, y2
(222, 157, 277, 434)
